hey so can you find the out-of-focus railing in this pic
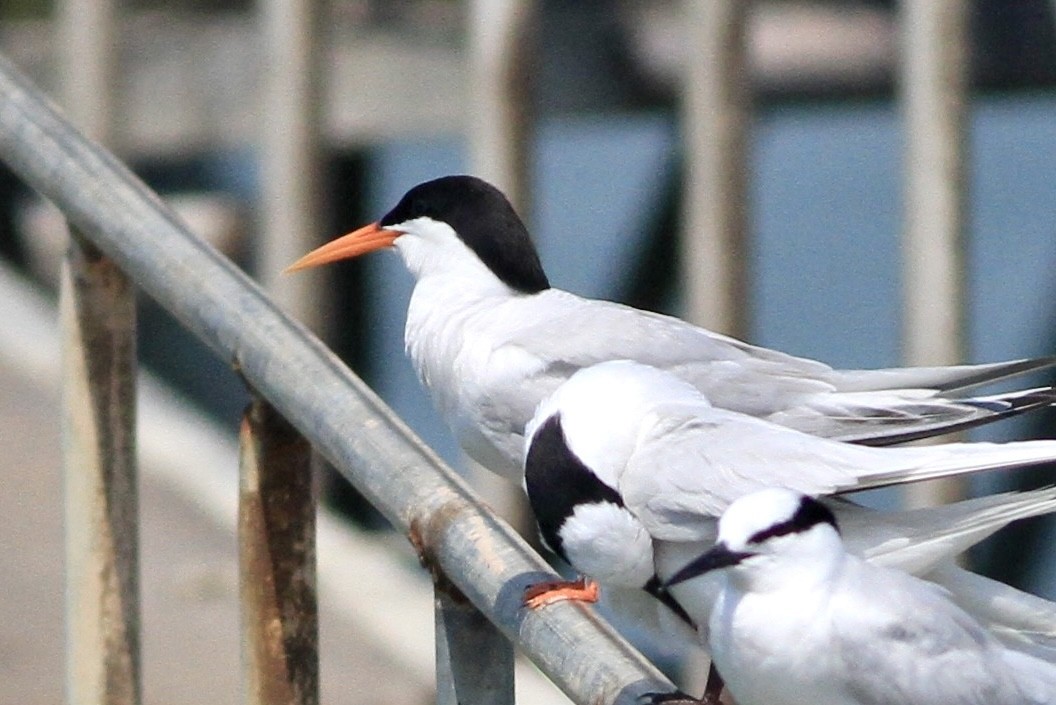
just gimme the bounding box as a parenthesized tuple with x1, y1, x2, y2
(0, 53, 672, 705)
(3, 1, 977, 703)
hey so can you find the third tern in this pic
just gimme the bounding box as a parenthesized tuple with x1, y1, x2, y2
(287, 175, 1056, 480)
(665, 488, 1056, 705)
(522, 360, 1056, 656)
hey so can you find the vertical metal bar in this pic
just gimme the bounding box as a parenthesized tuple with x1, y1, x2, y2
(680, 0, 751, 337)
(239, 395, 319, 705)
(435, 582, 515, 705)
(467, 0, 538, 530)
(257, 0, 325, 329)
(61, 229, 140, 705)
(468, 0, 536, 212)
(901, 0, 969, 509)
(56, 0, 117, 144)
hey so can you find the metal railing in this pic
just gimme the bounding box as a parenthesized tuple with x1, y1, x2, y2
(1, 1, 980, 702)
(0, 53, 673, 705)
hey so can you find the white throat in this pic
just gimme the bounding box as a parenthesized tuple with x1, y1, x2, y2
(393, 217, 513, 295)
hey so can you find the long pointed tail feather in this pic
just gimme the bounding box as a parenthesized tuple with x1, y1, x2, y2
(847, 440, 1056, 492)
(839, 487, 1056, 573)
(849, 386, 1056, 447)
(828, 356, 1056, 394)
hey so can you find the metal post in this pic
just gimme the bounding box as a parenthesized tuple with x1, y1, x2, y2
(901, 0, 969, 508)
(680, 0, 751, 337)
(0, 55, 677, 703)
(239, 395, 319, 705)
(467, 0, 538, 531)
(61, 229, 139, 705)
(257, 0, 326, 329)
(56, 0, 117, 145)
(435, 582, 515, 705)
(468, 0, 535, 212)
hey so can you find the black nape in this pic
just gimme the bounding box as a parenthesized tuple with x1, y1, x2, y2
(524, 414, 623, 559)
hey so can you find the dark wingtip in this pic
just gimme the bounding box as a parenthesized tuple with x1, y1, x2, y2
(854, 386, 1056, 448)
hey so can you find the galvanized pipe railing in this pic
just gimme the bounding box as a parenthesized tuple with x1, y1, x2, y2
(0, 54, 673, 705)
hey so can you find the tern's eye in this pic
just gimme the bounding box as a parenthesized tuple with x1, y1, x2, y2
(409, 196, 427, 216)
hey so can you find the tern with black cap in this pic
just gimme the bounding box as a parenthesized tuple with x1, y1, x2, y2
(665, 488, 1056, 705)
(287, 175, 1056, 481)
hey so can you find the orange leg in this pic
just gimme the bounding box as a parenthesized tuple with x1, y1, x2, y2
(522, 576, 600, 609)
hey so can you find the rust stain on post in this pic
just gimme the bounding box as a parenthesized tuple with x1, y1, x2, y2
(61, 229, 140, 705)
(408, 505, 476, 606)
(239, 396, 318, 705)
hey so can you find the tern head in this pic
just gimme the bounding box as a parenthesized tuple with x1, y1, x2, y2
(665, 488, 842, 593)
(286, 175, 550, 294)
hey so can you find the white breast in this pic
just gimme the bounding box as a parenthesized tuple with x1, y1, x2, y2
(404, 275, 553, 478)
(558, 502, 655, 588)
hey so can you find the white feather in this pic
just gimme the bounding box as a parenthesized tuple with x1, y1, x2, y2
(382, 210, 1055, 479)
(678, 489, 1056, 705)
(526, 361, 1056, 655)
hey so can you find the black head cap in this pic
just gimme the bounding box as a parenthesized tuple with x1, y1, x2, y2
(379, 175, 550, 294)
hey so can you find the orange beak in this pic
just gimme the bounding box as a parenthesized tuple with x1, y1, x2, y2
(284, 222, 400, 273)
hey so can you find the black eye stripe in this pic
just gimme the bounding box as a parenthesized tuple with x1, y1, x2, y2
(746, 496, 839, 545)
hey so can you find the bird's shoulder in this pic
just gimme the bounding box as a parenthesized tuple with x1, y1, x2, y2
(497, 290, 832, 374)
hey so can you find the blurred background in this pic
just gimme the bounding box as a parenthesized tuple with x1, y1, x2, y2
(3, 0, 1056, 703)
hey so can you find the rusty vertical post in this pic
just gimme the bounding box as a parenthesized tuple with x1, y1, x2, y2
(901, 0, 969, 509)
(61, 229, 140, 705)
(680, 0, 751, 338)
(435, 583, 515, 705)
(239, 395, 318, 705)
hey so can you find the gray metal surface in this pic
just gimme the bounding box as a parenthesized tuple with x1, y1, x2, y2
(0, 54, 674, 705)
(900, 0, 969, 508)
(680, 0, 750, 338)
(435, 585, 515, 705)
(468, 0, 536, 213)
(256, 0, 327, 330)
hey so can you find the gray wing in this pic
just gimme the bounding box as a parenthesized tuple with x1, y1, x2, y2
(499, 289, 840, 403)
(501, 290, 1056, 443)
(833, 566, 1055, 705)
(616, 401, 902, 542)
(771, 386, 1056, 446)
